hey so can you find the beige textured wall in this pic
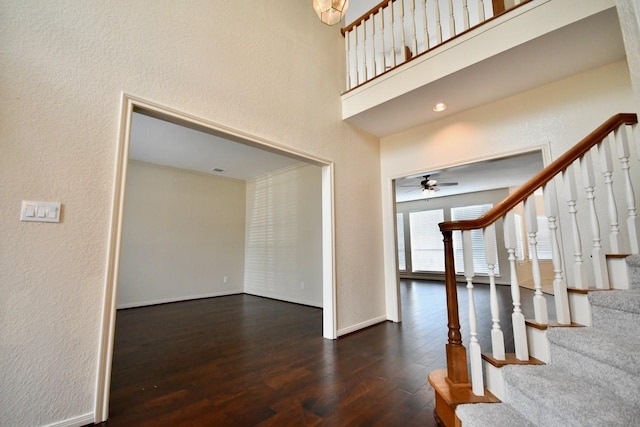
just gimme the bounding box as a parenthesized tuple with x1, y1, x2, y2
(0, 1, 384, 425)
(117, 161, 245, 308)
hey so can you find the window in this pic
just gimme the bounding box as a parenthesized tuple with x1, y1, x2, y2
(514, 213, 552, 261)
(409, 209, 445, 272)
(451, 204, 500, 275)
(397, 213, 406, 271)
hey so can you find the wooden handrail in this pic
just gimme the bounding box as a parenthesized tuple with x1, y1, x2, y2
(341, 0, 393, 35)
(439, 113, 638, 233)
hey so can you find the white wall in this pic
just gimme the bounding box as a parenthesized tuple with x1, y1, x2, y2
(0, 1, 385, 426)
(380, 60, 637, 320)
(117, 161, 245, 308)
(244, 165, 323, 307)
(616, 0, 640, 113)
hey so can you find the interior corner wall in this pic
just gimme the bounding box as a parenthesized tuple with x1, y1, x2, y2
(244, 164, 323, 307)
(117, 161, 245, 308)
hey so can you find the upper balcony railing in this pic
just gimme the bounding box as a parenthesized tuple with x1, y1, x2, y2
(342, 0, 532, 92)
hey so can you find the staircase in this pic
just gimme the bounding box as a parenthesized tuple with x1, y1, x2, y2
(457, 255, 640, 426)
(428, 114, 640, 426)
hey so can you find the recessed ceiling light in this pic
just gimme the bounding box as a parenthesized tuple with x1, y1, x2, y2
(433, 102, 447, 112)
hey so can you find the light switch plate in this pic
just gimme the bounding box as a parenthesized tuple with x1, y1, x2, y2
(21, 201, 61, 223)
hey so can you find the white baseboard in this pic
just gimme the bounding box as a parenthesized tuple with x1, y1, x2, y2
(42, 413, 93, 427)
(337, 315, 387, 336)
(117, 290, 243, 309)
(243, 290, 322, 308)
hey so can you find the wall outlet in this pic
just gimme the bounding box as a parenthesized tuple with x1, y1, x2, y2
(223, 276, 229, 284)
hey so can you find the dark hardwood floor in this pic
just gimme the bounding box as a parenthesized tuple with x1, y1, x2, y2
(99, 280, 544, 426)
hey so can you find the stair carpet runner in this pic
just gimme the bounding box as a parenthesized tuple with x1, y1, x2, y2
(456, 255, 640, 426)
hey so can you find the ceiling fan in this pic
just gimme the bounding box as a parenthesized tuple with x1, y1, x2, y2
(398, 174, 458, 195)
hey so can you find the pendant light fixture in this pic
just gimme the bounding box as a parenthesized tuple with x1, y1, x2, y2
(313, 0, 349, 26)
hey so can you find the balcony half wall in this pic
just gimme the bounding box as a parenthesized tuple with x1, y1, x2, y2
(341, 0, 625, 137)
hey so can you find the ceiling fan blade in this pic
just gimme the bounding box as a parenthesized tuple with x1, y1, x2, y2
(403, 187, 422, 193)
(437, 182, 458, 186)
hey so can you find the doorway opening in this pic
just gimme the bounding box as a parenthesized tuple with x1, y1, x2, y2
(384, 147, 549, 322)
(94, 94, 337, 422)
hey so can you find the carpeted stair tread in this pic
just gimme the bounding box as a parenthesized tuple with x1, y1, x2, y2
(547, 342, 640, 402)
(547, 327, 640, 377)
(456, 403, 535, 427)
(588, 289, 640, 315)
(502, 364, 640, 426)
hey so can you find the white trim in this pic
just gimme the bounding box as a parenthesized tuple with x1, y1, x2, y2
(337, 315, 387, 336)
(42, 413, 94, 427)
(117, 291, 243, 309)
(322, 163, 338, 339)
(95, 93, 337, 423)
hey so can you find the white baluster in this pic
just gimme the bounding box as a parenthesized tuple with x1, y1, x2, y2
(581, 150, 610, 289)
(463, 230, 484, 396)
(462, 0, 470, 31)
(616, 125, 639, 254)
(543, 181, 571, 325)
(448, 0, 456, 38)
(600, 134, 621, 253)
(354, 24, 360, 86)
(563, 163, 587, 289)
(484, 224, 505, 359)
(525, 194, 549, 324)
(504, 212, 529, 361)
(434, 0, 443, 44)
(422, 0, 430, 51)
(399, 0, 407, 62)
(345, 30, 351, 90)
(410, 0, 418, 55)
(370, 14, 377, 77)
(390, 2, 397, 67)
(477, 0, 486, 22)
(362, 19, 368, 82)
(633, 123, 640, 161)
(379, 6, 387, 72)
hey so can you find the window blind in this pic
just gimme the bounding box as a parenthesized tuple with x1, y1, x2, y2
(397, 213, 406, 271)
(409, 209, 445, 272)
(451, 204, 500, 275)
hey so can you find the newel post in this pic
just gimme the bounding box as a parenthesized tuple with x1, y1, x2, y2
(442, 229, 470, 384)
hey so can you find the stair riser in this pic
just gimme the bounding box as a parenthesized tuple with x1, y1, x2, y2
(626, 255, 640, 289)
(547, 342, 640, 402)
(591, 305, 640, 336)
(503, 378, 575, 426)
